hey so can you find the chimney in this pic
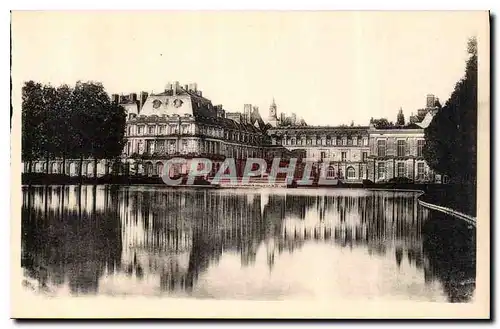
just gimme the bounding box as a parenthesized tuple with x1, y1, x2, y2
(173, 81, 179, 96)
(244, 104, 252, 117)
(184, 84, 189, 91)
(130, 93, 138, 102)
(426, 94, 436, 108)
(215, 105, 225, 118)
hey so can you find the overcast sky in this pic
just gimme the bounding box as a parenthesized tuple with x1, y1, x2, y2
(12, 11, 488, 126)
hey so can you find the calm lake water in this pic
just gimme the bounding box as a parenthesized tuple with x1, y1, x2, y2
(21, 185, 476, 302)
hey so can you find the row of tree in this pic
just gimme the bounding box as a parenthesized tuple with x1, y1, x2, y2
(22, 81, 127, 177)
(369, 108, 408, 128)
(423, 37, 478, 184)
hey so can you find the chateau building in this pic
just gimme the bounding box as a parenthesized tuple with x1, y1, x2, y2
(267, 126, 371, 181)
(23, 81, 441, 183)
(367, 124, 435, 183)
(117, 81, 287, 176)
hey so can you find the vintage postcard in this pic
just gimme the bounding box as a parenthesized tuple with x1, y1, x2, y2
(10, 10, 490, 319)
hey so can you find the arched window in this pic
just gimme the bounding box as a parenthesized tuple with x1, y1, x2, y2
(86, 162, 93, 177)
(144, 162, 154, 176)
(51, 162, 59, 174)
(327, 166, 335, 178)
(156, 162, 164, 176)
(69, 163, 77, 176)
(347, 166, 356, 179)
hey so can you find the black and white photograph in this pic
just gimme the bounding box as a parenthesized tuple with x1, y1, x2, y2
(10, 10, 490, 319)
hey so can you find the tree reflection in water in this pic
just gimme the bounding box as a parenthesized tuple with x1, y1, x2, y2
(21, 186, 475, 302)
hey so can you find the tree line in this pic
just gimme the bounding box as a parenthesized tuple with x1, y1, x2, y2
(22, 80, 127, 177)
(369, 108, 409, 128)
(423, 37, 478, 185)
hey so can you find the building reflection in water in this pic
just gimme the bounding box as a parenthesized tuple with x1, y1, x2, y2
(21, 186, 476, 302)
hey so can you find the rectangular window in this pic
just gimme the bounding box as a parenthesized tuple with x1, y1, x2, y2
(397, 162, 405, 177)
(417, 140, 425, 157)
(363, 137, 368, 146)
(417, 162, 425, 179)
(321, 152, 326, 160)
(127, 142, 131, 155)
(341, 152, 347, 162)
(148, 126, 155, 134)
(353, 137, 357, 146)
(377, 140, 386, 157)
(362, 152, 368, 162)
(157, 140, 165, 153)
(159, 126, 165, 135)
(127, 126, 132, 136)
(138, 126, 144, 135)
(378, 162, 386, 180)
(147, 140, 154, 154)
(397, 140, 406, 156)
(342, 137, 347, 146)
(168, 141, 176, 154)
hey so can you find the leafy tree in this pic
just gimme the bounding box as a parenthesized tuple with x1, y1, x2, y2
(396, 108, 405, 126)
(22, 80, 127, 181)
(371, 118, 394, 129)
(95, 102, 127, 175)
(434, 99, 442, 109)
(72, 81, 126, 179)
(39, 85, 59, 173)
(53, 85, 74, 175)
(22, 81, 45, 172)
(423, 37, 477, 184)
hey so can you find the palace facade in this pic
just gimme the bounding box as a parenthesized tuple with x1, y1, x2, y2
(23, 81, 442, 183)
(267, 123, 437, 183)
